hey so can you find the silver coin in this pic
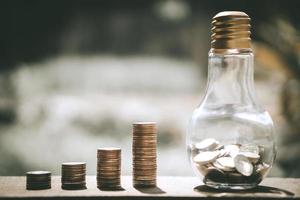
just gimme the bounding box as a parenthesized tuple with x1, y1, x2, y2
(213, 161, 234, 172)
(234, 154, 253, 176)
(256, 162, 270, 174)
(195, 138, 219, 151)
(213, 161, 229, 172)
(240, 144, 259, 155)
(215, 144, 224, 150)
(239, 152, 260, 164)
(215, 157, 235, 171)
(195, 163, 210, 175)
(217, 149, 228, 157)
(193, 151, 219, 165)
(224, 144, 240, 158)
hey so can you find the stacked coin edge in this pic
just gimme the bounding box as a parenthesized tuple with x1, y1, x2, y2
(61, 162, 86, 190)
(26, 171, 51, 190)
(132, 122, 157, 188)
(97, 147, 122, 190)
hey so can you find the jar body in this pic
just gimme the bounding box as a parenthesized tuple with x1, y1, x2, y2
(187, 53, 276, 190)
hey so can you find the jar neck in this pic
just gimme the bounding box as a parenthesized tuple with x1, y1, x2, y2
(203, 52, 258, 107)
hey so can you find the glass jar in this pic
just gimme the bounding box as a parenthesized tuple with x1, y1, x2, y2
(187, 11, 276, 190)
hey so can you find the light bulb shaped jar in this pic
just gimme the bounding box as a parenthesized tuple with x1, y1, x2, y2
(187, 11, 276, 190)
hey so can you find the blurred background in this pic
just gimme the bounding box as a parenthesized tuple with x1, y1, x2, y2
(0, 0, 300, 177)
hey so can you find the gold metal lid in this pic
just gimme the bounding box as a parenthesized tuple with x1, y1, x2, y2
(211, 11, 252, 54)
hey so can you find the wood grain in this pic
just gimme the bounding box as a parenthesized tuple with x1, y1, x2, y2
(0, 176, 298, 199)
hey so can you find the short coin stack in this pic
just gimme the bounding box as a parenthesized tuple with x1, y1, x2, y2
(26, 171, 51, 190)
(132, 122, 157, 188)
(61, 162, 86, 190)
(97, 148, 122, 190)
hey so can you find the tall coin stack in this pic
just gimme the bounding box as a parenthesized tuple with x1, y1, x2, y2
(97, 148, 122, 190)
(132, 122, 157, 188)
(61, 162, 86, 190)
(26, 171, 51, 190)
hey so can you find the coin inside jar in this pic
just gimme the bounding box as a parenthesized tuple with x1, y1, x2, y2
(195, 138, 219, 151)
(193, 151, 219, 165)
(214, 157, 235, 171)
(239, 152, 260, 164)
(192, 138, 269, 186)
(234, 154, 253, 176)
(240, 144, 260, 155)
(224, 144, 240, 158)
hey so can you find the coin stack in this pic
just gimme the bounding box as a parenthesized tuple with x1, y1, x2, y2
(61, 162, 86, 190)
(97, 148, 122, 190)
(132, 122, 157, 188)
(26, 171, 51, 190)
(192, 138, 270, 184)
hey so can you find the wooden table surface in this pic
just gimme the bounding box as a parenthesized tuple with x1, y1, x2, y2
(0, 176, 299, 199)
